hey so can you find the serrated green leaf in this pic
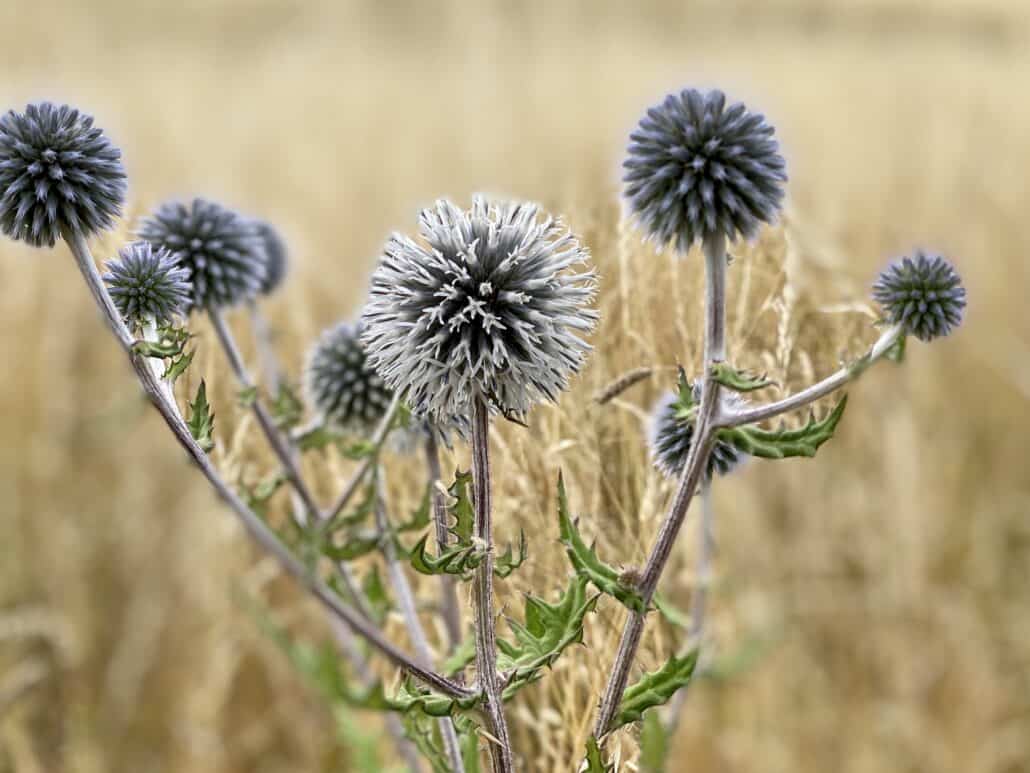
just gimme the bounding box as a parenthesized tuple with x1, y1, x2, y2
(395, 485, 432, 533)
(583, 737, 614, 773)
(271, 382, 304, 429)
(639, 710, 669, 773)
(493, 530, 528, 579)
(187, 380, 215, 453)
(557, 473, 647, 614)
(711, 362, 776, 392)
(442, 637, 476, 678)
(401, 711, 451, 773)
(497, 575, 599, 697)
(295, 424, 342, 452)
(652, 593, 690, 629)
(447, 470, 475, 545)
(718, 395, 848, 459)
(162, 348, 195, 383)
(611, 650, 698, 732)
(237, 385, 258, 408)
(322, 529, 381, 562)
(361, 565, 392, 625)
(408, 533, 484, 578)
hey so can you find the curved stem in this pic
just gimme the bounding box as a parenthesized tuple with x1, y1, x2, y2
(425, 432, 463, 652)
(470, 397, 515, 772)
(62, 227, 471, 701)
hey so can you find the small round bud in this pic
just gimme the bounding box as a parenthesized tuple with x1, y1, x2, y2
(649, 385, 747, 481)
(872, 251, 966, 342)
(0, 102, 127, 248)
(306, 321, 394, 435)
(137, 198, 266, 312)
(624, 89, 786, 253)
(254, 220, 288, 295)
(361, 196, 598, 421)
(103, 241, 191, 329)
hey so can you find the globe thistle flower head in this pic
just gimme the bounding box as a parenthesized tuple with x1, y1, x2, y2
(102, 241, 191, 329)
(361, 196, 598, 421)
(624, 88, 786, 253)
(305, 321, 395, 435)
(0, 102, 127, 248)
(872, 251, 966, 342)
(649, 382, 747, 481)
(254, 220, 288, 295)
(137, 198, 267, 312)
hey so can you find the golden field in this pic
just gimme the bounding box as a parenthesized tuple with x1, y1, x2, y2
(1, 1, 1029, 771)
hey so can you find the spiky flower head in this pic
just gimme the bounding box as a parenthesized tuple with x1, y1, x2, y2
(306, 321, 395, 435)
(102, 241, 191, 329)
(650, 383, 747, 481)
(0, 102, 127, 248)
(872, 251, 966, 342)
(254, 220, 288, 295)
(137, 198, 266, 312)
(624, 88, 786, 253)
(361, 196, 598, 421)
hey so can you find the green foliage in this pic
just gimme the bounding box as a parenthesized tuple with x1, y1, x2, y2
(718, 396, 848, 459)
(360, 565, 392, 625)
(611, 650, 698, 732)
(132, 322, 191, 359)
(711, 362, 775, 392)
(294, 424, 342, 452)
(241, 470, 286, 517)
(557, 473, 646, 613)
(652, 593, 690, 629)
(237, 385, 258, 408)
(442, 636, 476, 678)
(639, 710, 669, 773)
(583, 737, 614, 773)
(271, 382, 304, 429)
(186, 380, 215, 452)
(492, 529, 528, 578)
(497, 575, 599, 697)
(162, 347, 194, 383)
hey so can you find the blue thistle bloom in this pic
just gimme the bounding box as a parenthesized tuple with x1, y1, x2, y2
(103, 241, 191, 329)
(137, 198, 266, 312)
(0, 103, 127, 248)
(254, 220, 288, 295)
(624, 89, 786, 253)
(872, 251, 966, 342)
(649, 385, 747, 481)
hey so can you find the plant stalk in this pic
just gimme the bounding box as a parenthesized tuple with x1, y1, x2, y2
(470, 397, 515, 772)
(425, 432, 463, 652)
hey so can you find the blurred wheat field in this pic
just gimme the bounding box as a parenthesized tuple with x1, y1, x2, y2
(2, 0, 1030, 771)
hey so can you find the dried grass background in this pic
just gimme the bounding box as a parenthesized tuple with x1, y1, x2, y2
(2, 0, 1029, 771)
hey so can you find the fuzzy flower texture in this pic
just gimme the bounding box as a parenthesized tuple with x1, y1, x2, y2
(361, 197, 597, 421)
(103, 241, 191, 329)
(137, 198, 267, 312)
(254, 220, 288, 295)
(0, 103, 126, 248)
(873, 251, 966, 342)
(306, 321, 395, 435)
(624, 89, 786, 253)
(650, 384, 747, 481)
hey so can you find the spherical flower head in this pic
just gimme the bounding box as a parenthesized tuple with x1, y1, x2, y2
(306, 321, 395, 435)
(624, 88, 786, 253)
(254, 220, 288, 295)
(102, 241, 191, 329)
(872, 251, 966, 342)
(0, 102, 127, 248)
(649, 384, 747, 481)
(137, 198, 267, 312)
(361, 196, 598, 421)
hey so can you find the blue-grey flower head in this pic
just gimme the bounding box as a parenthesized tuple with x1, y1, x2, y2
(624, 89, 786, 253)
(306, 321, 395, 435)
(649, 384, 747, 481)
(254, 220, 288, 295)
(137, 198, 266, 312)
(361, 196, 598, 421)
(102, 241, 191, 329)
(872, 251, 966, 342)
(0, 103, 127, 248)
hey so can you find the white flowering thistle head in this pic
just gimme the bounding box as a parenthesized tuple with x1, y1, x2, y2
(872, 251, 966, 342)
(0, 103, 127, 248)
(102, 241, 191, 330)
(624, 89, 786, 253)
(306, 320, 395, 435)
(361, 196, 598, 421)
(137, 198, 267, 312)
(650, 382, 747, 481)
(254, 220, 288, 295)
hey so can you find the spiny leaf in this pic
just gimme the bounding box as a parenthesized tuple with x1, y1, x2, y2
(271, 382, 304, 429)
(442, 637, 476, 678)
(612, 650, 698, 732)
(717, 395, 848, 459)
(395, 485, 432, 533)
(493, 530, 528, 579)
(652, 593, 690, 629)
(401, 711, 451, 773)
(639, 710, 669, 773)
(322, 529, 381, 562)
(557, 473, 647, 614)
(583, 737, 614, 773)
(162, 347, 195, 383)
(361, 565, 392, 625)
(187, 380, 215, 453)
(710, 362, 776, 392)
(408, 533, 484, 578)
(447, 470, 475, 545)
(497, 575, 600, 697)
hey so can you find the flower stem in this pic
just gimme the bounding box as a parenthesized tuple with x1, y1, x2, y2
(425, 432, 463, 652)
(470, 397, 515, 772)
(207, 308, 323, 522)
(374, 472, 466, 773)
(62, 226, 471, 701)
(593, 233, 727, 737)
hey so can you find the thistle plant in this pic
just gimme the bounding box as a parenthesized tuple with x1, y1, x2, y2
(0, 90, 966, 773)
